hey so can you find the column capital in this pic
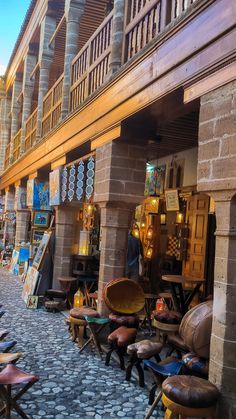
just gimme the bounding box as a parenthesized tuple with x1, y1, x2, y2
(65, 0, 85, 22)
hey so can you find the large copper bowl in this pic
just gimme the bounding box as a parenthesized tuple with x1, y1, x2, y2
(104, 278, 145, 315)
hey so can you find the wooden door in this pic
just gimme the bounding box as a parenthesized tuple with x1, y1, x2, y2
(182, 194, 209, 279)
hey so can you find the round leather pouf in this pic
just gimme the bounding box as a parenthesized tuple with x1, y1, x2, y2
(179, 301, 212, 359)
(162, 375, 219, 408)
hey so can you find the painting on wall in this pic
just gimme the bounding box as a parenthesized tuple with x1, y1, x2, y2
(33, 211, 50, 228)
(144, 165, 157, 196)
(155, 165, 166, 195)
(22, 267, 39, 304)
(49, 169, 61, 206)
(27, 180, 51, 210)
(165, 189, 180, 211)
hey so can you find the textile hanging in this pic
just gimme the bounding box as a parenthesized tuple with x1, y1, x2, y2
(61, 155, 95, 203)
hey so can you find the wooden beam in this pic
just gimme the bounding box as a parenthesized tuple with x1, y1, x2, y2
(51, 155, 66, 170)
(90, 125, 121, 151)
(184, 61, 236, 103)
(49, 14, 65, 47)
(30, 62, 39, 80)
(28, 171, 38, 180)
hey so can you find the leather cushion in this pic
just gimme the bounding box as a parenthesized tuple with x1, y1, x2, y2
(182, 352, 209, 377)
(108, 326, 137, 347)
(162, 375, 219, 408)
(70, 307, 99, 319)
(127, 340, 163, 358)
(167, 333, 189, 352)
(179, 301, 212, 359)
(109, 312, 139, 327)
(153, 310, 182, 324)
(0, 364, 39, 385)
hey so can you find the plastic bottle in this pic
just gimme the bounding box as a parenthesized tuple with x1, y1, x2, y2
(73, 289, 84, 308)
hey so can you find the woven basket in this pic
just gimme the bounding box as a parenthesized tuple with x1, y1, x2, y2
(104, 278, 145, 315)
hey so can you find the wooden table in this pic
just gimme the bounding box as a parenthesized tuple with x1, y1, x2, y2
(58, 276, 77, 308)
(162, 275, 205, 315)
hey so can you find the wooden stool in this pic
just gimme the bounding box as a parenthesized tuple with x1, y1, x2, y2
(80, 316, 110, 359)
(68, 307, 99, 347)
(0, 352, 22, 366)
(58, 276, 77, 308)
(105, 326, 137, 370)
(0, 364, 39, 418)
(0, 341, 17, 353)
(162, 375, 220, 419)
(153, 310, 181, 343)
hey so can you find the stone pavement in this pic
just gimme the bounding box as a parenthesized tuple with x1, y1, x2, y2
(0, 268, 164, 418)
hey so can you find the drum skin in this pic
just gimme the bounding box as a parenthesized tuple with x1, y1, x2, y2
(104, 278, 145, 315)
(179, 301, 213, 359)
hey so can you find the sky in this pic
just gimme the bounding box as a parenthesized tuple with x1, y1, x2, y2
(0, 0, 31, 75)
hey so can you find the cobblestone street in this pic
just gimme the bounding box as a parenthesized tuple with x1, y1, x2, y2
(0, 268, 163, 418)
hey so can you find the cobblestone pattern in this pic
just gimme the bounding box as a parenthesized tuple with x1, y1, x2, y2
(0, 268, 163, 418)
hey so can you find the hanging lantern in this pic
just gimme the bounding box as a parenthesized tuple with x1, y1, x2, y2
(160, 213, 167, 225)
(146, 224, 153, 239)
(140, 214, 146, 229)
(176, 211, 184, 224)
(132, 223, 140, 239)
(146, 244, 153, 259)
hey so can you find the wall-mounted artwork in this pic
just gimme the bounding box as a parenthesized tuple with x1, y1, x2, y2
(33, 211, 50, 228)
(61, 156, 95, 203)
(155, 165, 166, 195)
(27, 180, 50, 210)
(145, 164, 166, 196)
(49, 169, 61, 206)
(33, 231, 51, 270)
(22, 267, 39, 304)
(165, 189, 180, 211)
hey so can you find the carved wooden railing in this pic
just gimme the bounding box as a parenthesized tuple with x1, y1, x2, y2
(171, 0, 197, 20)
(124, 0, 197, 61)
(70, 10, 113, 112)
(25, 107, 37, 152)
(4, 143, 10, 170)
(12, 129, 21, 163)
(42, 73, 64, 137)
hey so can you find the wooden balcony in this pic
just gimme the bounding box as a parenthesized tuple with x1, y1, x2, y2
(70, 10, 113, 112)
(42, 74, 64, 138)
(25, 108, 37, 152)
(12, 129, 22, 163)
(6, 0, 203, 167)
(4, 143, 10, 170)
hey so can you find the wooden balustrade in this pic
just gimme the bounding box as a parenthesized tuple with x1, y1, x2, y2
(12, 129, 22, 163)
(70, 11, 113, 112)
(4, 143, 10, 170)
(171, 0, 197, 20)
(25, 107, 37, 152)
(42, 73, 64, 137)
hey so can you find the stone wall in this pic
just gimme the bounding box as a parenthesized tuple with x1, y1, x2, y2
(198, 80, 236, 418)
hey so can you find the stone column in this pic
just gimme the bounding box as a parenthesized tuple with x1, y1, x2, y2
(94, 140, 147, 314)
(53, 207, 76, 288)
(20, 48, 37, 154)
(109, 0, 125, 75)
(9, 77, 22, 161)
(36, 14, 56, 141)
(0, 95, 11, 173)
(197, 80, 236, 417)
(3, 188, 15, 245)
(61, 0, 85, 119)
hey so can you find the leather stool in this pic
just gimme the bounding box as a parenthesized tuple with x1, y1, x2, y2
(0, 341, 17, 353)
(69, 307, 99, 347)
(109, 313, 139, 331)
(162, 375, 220, 419)
(44, 289, 67, 312)
(182, 352, 209, 377)
(0, 364, 39, 418)
(126, 340, 163, 387)
(153, 310, 182, 342)
(0, 352, 22, 366)
(0, 330, 9, 341)
(105, 326, 137, 370)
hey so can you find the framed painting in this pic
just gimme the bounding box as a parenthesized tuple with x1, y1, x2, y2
(32, 211, 50, 228)
(32, 231, 51, 269)
(31, 228, 45, 244)
(22, 267, 39, 304)
(27, 295, 39, 309)
(165, 189, 180, 211)
(49, 169, 61, 206)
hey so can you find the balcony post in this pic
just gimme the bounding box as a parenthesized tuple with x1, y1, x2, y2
(109, 0, 125, 75)
(9, 76, 22, 162)
(0, 86, 11, 174)
(20, 47, 37, 155)
(36, 13, 56, 142)
(61, 0, 85, 119)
